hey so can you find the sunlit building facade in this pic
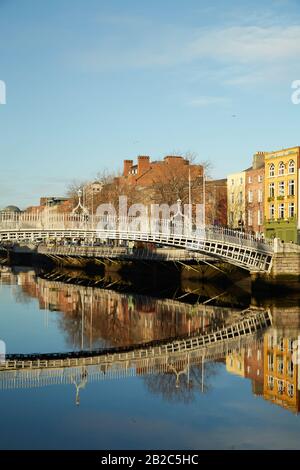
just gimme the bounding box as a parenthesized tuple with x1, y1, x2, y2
(263, 330, 300, 414)
(264, 146, 300, 243)
(227, 170, 246, 229)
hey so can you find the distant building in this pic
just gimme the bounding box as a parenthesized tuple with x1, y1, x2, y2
(25, 196, 72, 214)
(0, 205, 22, 214)
(84, 181, 103, 200)
(245, 152, 265, 235)
(205, 178, 227, 226)
(264, 146, 300, 243)
(119, 155, 227, 225)
(227, 170, 246, 229)
(120, 155, 203, 187)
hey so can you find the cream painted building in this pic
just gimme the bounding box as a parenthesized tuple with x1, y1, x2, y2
(227, 170, 246, 229)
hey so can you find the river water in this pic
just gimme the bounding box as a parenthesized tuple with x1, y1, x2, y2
(1, 266, 300, 450)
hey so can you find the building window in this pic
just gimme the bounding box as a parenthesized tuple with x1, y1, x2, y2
(229, 211, 234, 224)
(258, 189, 263, 203)
(279, 338, 284, 351)
(248, 210, 253, 226)
(258, 209, 262, 226)
(288, 339, 295, 353)
(269, 204, 275, 219)
(269, 164, 275, 177)
(238, 192, 243, 203)
(268, 353, 274, 371)
(269, 182, 275, 197)
(288, 383, 294, 398)
(231, 192, 234, 203)
(278, 380, 284, 395)
(268, 376, 274, 390)
(248, 190, 253, 203)
(268, 335, 274, 348)
(278, 181, 285, 196)
(240, 177, 243, 184)
(248, 176, 252, 183)
(289, 202, 295, 218)
(257, 350, 261, 361)
(288, 360, 294, 378)
(278, 162, 285, 176)
(278, 203, 285, 219)
(231, 179, 234, 186)
(277, 357, 284, 375)
(288, 180, 295, 196)
(258, 175, 263, 183)
(288, 160, 295, 174)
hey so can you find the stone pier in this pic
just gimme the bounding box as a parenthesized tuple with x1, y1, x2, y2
(252, 238, 300, 286)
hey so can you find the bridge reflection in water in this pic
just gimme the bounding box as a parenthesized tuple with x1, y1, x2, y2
(0, 267, 300, 415)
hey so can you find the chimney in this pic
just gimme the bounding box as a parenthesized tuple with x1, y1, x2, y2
(123, 160, 133, 176)
(253, 152, 265, 170)
(137, 156, 150, 176)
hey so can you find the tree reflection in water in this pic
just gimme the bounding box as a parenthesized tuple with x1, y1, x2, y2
(143, 361, 219, 404)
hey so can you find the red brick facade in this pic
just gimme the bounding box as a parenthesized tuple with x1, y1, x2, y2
(120, 155, 203, 187)
(245, 152, 265, 234)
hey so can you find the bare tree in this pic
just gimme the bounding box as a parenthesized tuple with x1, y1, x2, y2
(66, 179, 88, 200)
(95, 169, 120, 185)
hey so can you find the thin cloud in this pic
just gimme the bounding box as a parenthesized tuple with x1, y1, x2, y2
(76, 22, 300, 85)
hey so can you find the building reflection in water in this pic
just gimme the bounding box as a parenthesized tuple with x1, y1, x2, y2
(0, 267, 237, 349)
(226, 306, 300, 415)
(1, 266, 300, 414)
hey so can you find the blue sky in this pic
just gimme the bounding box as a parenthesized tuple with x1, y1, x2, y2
(1, 0, 300, 208)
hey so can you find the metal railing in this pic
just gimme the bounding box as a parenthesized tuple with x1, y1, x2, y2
(0, 213, 274, 253)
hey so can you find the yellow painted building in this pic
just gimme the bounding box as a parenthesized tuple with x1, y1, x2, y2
(227, 170, 246, 229)
(226, 351, 245, 377)
(263, 331, 299, 414)
(264, 146, 300, 243)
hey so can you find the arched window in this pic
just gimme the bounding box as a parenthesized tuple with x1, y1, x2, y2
(269, 163, 275, 177)
(288, 160, 295, 174)
(278, 162, 285, 176)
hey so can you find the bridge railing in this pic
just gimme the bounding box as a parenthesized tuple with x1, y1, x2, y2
(0, 213, 274, 252)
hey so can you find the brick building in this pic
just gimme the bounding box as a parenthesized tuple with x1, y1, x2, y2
(245, 152, 265, 235)
(205, 179, 227, 226)
(119, 155, 226, 225)
(121, 155, 203, 187)
(25, 196, 73, 214)
(244, 339, 264, 395)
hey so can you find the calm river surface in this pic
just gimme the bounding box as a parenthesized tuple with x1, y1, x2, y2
(1, 266, 300, 450)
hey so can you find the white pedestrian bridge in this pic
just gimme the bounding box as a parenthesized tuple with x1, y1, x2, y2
(0, 213, 274, 272)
